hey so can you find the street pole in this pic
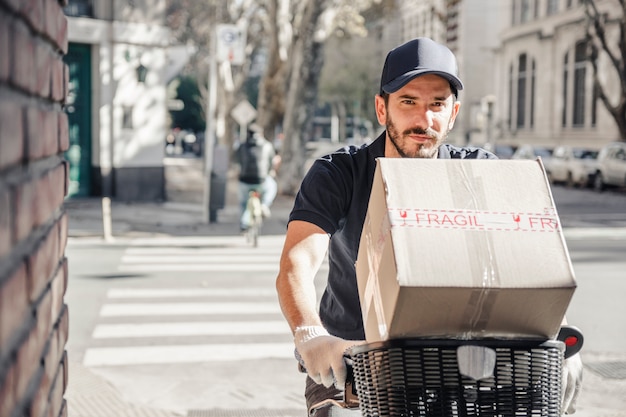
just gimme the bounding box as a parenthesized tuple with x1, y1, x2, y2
(203, 44, 218, 224)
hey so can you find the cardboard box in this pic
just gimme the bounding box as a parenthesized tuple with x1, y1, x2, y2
(356, 158, 576, 342)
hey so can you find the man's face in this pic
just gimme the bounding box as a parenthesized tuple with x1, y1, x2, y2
(376, 74, 461, 158)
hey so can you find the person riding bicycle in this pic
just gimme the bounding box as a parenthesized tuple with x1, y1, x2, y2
(275, 37, 583, 416)
(234, 124, 279, 231)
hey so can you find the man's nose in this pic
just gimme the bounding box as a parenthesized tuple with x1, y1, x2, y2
(412, 108, 433, 129)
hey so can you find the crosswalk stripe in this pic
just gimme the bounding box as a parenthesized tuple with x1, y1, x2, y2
(125, 247, 281, 255)
(127, 236, 286, 247)
(83, 343, 295, 366)
(100, 302, 281, 317)
(121, 254, 279, 263)
(92, 321, 290, 338)
(118, 263, 280, 272)
(107, 288, 277, 298)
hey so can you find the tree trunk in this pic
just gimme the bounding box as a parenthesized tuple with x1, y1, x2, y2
(256, 0, 284, 140)
(585, 0, 626, 140)
(278, 0, 328, 195)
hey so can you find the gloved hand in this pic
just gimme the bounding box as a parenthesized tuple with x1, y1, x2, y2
(294, 325, 364, 389)
(562, 353, 583, 414)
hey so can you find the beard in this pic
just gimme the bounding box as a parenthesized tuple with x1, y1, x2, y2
(386, 113, 447, 159)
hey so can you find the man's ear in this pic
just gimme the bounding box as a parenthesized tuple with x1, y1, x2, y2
(448, 100, 461, 130)
(375, 94, 387, 126)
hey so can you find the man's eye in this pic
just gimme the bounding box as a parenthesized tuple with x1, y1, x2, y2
(401, 99, 415, 105)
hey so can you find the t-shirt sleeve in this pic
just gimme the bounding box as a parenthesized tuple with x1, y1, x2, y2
(289, 157, 351, 236)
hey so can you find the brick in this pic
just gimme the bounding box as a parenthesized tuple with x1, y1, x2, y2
(0, 262, 28, 347)
(29, 368, 49, 417)
(0, 14, 10, 82)
(35, 41, 52, 99)
(26, 228, 60, 303)
(43, 110, 59, 158)
(25, 106, 44, 160)
(0, 363, 17, 417)
(25, 107, 58, 161)
(15, 329, 42, 403)
(0, 189, 11, 257)
(12, 21, 36, 94)
(35, 169, 59, 227)
(58, 112, 69, 152)
(47, 358, 64, 417)
(35, 288, 53, 351)
(57, 13, 68, 55)
(55, 306, 68, 361)
(58, 214, 68, 256)
(50, 59, 66, 103)
(0, 101, 25, 170)
(52, 164, 66, 209)
(50, 264, 66, 332)
(14, 179, 37, 242)
(21, 0, 44, 34)
(43, 0, 58, 45)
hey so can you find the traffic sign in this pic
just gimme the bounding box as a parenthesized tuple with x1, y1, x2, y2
(231, 100, 257, 126)
(216, 24, 246, 65)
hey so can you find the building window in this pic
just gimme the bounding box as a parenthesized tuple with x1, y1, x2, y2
(530, 60, 536, 127)
(508, 64, 514, 130)
(573, 41, 587, 126)
(63, 0, 93, 17)
(562, 40, 593, 129)
(534, 0, 540, 18)
(521, 0, 531, 22)
(511, 0, 518, 25)
(517, 54, 527, 128)
(562, 52, 569, 127)
(509, 53, 536, 131)
(547, 0, 558, 15)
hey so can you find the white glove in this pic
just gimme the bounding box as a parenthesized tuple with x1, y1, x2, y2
(294, 325, 363, 389)
(562, 353, 583, 414)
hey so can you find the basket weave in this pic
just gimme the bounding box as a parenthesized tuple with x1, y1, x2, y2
(349, 339, 564, 417)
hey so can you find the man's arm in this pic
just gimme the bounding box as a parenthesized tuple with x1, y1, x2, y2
(276, 220, 362, 388)
(276, 220, 329, 332)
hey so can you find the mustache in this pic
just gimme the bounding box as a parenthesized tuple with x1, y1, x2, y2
(403, 127, 437, 138)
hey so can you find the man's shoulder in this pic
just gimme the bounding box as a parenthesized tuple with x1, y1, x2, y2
(439, 143, 498, 159)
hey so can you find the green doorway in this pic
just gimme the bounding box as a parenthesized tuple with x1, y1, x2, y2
(64, 43, 92, 197)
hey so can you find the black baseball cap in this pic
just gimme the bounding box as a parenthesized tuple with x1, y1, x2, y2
(380, 37, 463, 97)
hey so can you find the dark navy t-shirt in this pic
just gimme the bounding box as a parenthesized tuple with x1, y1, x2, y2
(289, 133, 497, 340)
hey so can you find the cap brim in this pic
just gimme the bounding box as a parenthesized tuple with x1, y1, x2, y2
(382, 70, 464, 95)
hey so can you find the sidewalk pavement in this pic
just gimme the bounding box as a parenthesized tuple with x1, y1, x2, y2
(63, 178, 626, 417)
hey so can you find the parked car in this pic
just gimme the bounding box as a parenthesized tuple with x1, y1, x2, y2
(592, 142, 626, 191)
(549, 146, 599, 188)
(511, 144, 555, 175)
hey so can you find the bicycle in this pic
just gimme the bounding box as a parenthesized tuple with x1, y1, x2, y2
(244, 190, 263, 247)
(306, 326, 584, 417)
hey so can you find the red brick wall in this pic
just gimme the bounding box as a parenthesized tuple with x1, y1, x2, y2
(0, 1, 70, 417)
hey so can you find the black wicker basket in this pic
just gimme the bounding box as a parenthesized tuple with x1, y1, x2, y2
(348, 338, 564, 417)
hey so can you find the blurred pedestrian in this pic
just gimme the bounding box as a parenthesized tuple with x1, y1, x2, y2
(234, 124, 278, 231)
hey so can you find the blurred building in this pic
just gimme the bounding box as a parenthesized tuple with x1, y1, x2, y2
(493, 0, 622, 149)
(64, 0, 172, 200)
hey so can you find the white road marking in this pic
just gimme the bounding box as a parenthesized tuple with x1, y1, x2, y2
(92, 321, 290, 338)
(118, 263, 280, 272)
(83, 343, 295, 366)
(99, 302, 281, 317)
(121, 254, 279, 263)
(106, 287, 277, 298)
